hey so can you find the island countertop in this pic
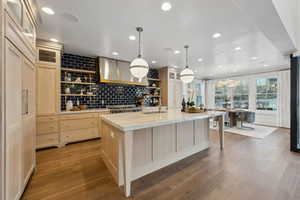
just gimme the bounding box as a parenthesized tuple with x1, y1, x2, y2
(101, 109, 225, 131)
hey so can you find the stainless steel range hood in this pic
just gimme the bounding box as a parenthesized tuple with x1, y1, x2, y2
(97, 57, 148, 86)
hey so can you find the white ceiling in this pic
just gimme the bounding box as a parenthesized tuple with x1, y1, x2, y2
(37, 0, 291, 79)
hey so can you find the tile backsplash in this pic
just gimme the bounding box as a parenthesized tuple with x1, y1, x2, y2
(61, 53, 159, 110)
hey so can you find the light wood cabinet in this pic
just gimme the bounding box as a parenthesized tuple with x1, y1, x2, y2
(37, 133, 60, 149)
(61, 128, 98, 144)
(36, 65, 59, 115)
(160, 67, 185, 108)
(5, 39, 23, 200)
(21, 57, 36, 187)
(36, 40, 62, 116)
(59, 113, 100, 145)
(3, 1, 38, 199)
(4, 38, 36, 200)
(36, 40, 62, 149)
(36, 115, 60, 148)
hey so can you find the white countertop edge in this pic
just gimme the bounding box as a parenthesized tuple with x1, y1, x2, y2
(102, 112, 225, 132)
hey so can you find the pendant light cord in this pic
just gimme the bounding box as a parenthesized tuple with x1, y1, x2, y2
(136, 27, 143, 58)
(185, 45, 189, 68)
(138, 30, 141, 58)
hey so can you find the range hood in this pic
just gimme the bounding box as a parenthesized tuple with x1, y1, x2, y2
(97, 57, 148, 85)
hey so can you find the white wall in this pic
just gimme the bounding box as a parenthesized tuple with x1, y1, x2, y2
(205, 70, 290, 128)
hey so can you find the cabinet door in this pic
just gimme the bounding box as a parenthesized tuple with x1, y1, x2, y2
(6, 0, 23, 25)
(5, 39, 23, 200)
(22, 58, 36, 185)
(175, 81, 183, 108)
(37, 65, 58, 115)
(168, 80, 175, 108)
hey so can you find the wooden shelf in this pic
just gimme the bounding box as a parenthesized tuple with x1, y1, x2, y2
(61, 94, 96, 97)
(61, 81, 96, 85)
(146, 86, 160, 89)
(145, 94, 161, 98)
(147, 78, 160, 81)
(61, 68, 96, 74)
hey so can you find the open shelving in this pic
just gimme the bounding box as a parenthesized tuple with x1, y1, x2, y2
(61, 68, 96, 74)
(61, 94, 96, 97)
(61, 81, 96, 85)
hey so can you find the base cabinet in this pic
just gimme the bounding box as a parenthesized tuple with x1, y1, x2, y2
(61, 128, 98, 145)
(36, 112, 106, 149)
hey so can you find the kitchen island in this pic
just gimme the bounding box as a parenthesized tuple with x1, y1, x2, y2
(101, 109, 225, 197)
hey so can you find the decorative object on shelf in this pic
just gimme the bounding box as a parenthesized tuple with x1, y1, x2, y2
(130, 27, 149, 79)
(80, 89, 84, 95)
(65, 87, 71, 94)
(76, 98, 80, 106)
(65, 72, 72, 82)
(75, 77, 81, 83)
(180, 45, 194, 83)
(66, 100, 73, 111)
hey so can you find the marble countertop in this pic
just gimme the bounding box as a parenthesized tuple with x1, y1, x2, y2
(60, 108, 109, 115)
(102, 109, 225, 131)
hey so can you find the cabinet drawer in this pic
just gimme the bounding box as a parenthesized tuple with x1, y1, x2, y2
(37, 133, 59, 149)
(61, 128, 98, 143)
(60, 113, 98, 120)
(37, 115, 58, 122)
(37, 121, 59, 135)
(60, 118, 97, 131)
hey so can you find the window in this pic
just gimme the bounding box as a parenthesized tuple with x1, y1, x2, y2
(186, 81, 204, 106)
(215, 81, 229, 107)
(233, 80, 249, 109)
(256, 78, 278, 111)
(194, 83, 203, 105)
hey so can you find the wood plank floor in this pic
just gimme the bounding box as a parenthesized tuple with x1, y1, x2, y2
(22, 128, 300, 200)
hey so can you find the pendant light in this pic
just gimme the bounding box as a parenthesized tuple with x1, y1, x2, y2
(180, 45, 194, 83)
(130, 27, 149, 79)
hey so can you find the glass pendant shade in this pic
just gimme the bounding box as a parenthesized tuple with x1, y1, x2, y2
(130, 27, 149, 79)
(180, 45, 194, 83)
(180, 67, 194, 83)
(130, 57, 149, 79)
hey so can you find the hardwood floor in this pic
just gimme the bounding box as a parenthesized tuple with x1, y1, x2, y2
(22, 128, 300, 200)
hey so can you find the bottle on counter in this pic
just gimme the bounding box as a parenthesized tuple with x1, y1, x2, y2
(181, 97, 186, 112)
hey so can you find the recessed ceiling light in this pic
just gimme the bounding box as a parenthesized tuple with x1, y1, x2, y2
(235, 47, 241, 51)
(50, 38, 58, 42)
(129, 35, 136, 40)
(212, 33, 221, 38)
(42, 7, 55, 15)
(198, 58, 203, 62)
(161, 2, 172, 11)
(112, 52, 119, 56)
(151, 61, 157, 64)
(251, 57, 258, 60)
(174, 50, 180, 54)
(263, 64, 269, 67)
(173, 66, 178, 68)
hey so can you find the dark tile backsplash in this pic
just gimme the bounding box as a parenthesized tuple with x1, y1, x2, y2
(61, 53, 159, 110)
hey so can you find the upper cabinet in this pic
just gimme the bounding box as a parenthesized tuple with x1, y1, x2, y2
(6, 0, 23, 25)
(23, 9, 35, 47)
(4, 0, 37, 62)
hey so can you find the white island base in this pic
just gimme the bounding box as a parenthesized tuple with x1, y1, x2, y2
(101, 110, 224, 197)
